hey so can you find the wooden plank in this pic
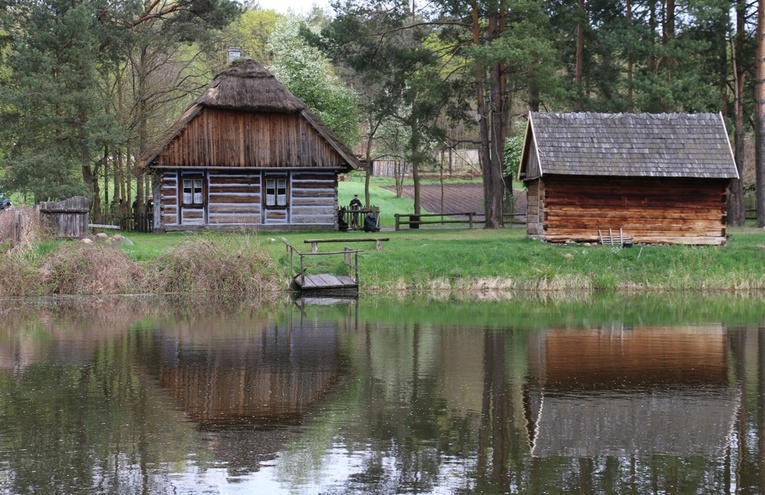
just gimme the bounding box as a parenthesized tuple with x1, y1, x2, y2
(299, 274, 357, 289)
(304, 238, 390, 243)
(88, 224, 121, 230)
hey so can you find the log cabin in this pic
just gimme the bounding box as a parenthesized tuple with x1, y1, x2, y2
(136, 59, 360, 231)
(519, 112, 739, 245)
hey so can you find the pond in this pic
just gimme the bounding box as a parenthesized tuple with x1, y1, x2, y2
(0, 292, 764, 494)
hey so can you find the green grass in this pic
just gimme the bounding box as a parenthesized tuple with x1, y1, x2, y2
(254, 226, 765, 292)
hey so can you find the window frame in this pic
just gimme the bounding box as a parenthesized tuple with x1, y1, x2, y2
(264, 175, 289, 208)
(181, 174, 205, 207)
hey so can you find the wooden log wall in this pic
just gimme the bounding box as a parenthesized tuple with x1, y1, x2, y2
(538, 176, 729, 244)
(290, 171, 337, 226)
(155, 108, 346, 169)
(157, 170, 337, 229)
(208, 171, 261, 225)
(159, 172, 178, 226)
(526, 179, 544, 236)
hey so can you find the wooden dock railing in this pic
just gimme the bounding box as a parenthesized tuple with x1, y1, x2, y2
(281, 238, 361, 290)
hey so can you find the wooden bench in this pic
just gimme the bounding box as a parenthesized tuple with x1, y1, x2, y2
(88, 223, 121, 231)
(305, 237, 390, 252)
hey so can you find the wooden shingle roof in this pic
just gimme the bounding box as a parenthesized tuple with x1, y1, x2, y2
(521, 112, 738, 180)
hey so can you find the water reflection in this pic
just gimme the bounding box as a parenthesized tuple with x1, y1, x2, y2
(0, 294, 765, 494)
(526, 326, 739, 457)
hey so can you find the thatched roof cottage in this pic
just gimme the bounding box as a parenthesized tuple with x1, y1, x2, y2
(519, 112, 739, 245)
(137, 59, 360, 231)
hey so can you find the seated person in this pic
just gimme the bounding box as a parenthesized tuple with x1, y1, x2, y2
(363, 211, 379, 232)
(337, 207, 349, 232)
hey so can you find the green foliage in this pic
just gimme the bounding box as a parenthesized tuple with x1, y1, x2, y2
(224, 8, 283, 64)
(269, 15, 361, 146)
(503, 122, 526, 180)
(0, 0, 240, 203)
(0, 0, 122, 201)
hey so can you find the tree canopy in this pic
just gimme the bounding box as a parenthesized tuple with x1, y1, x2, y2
(0, 0, 760, 222)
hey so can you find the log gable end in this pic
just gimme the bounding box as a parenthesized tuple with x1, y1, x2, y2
(154, 108, 347, 169)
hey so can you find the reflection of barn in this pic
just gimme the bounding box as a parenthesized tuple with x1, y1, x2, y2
(150, 319, 345, 428)
(525, 326, 739, 457)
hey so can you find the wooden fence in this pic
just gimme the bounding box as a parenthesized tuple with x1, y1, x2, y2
(394, 212, 523, 230)
(92, 211, 154, 233)
(39, 196, 90, 238)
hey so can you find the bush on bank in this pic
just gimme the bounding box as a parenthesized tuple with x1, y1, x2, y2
(0, 235, 284, 296)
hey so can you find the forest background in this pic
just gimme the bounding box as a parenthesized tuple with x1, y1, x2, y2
(0, 0, 762, 230)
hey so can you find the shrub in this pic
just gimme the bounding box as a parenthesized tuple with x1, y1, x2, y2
(40, 241, 147, 295)
(149, 237, 284, 295)
(0, 253, 43, 296)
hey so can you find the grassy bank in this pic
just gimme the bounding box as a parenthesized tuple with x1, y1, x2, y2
(266, 226, 765, 292)
(2, 227, 765, 295)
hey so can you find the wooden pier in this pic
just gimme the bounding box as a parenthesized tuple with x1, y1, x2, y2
(282, 238, 361, 294)
(296, 273, 358, 291)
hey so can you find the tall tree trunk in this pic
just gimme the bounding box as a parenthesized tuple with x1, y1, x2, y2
(649, 0, 657, 75)
(363, 116, 382, 208)
(474, 3, 492, 225)
(626, 0, 634, 111)
(410, 120, 422, 216)
(529, 85, 541, 112)
(475, 1, 506, 228)
(663, 0, 675, 80)
(575, 0, 585, 110)
(729, 31, 746, 225)
(134, 47, 151, 215)
(756, 0, 765, 227)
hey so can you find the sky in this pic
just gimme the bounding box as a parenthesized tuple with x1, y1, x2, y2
(255, 0, 332, 14)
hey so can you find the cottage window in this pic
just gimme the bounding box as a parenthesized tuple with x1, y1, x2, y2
(182, 178, 204, 206)
(265, 177, 288, 207)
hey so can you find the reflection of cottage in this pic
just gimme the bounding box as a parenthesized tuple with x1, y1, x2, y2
(519, 113, 739, 245)
(149, 319, 344, 427)
(526, 326, 739, 457)
(137, 59, 359, 231)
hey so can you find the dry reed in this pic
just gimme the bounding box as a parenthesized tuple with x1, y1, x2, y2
(149, 237, 284, 295)
(40, 242, 147, 295)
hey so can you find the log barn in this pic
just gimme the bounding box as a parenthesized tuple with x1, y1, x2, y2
(519, 112, 739, 245)
(136, 59, 360, 231)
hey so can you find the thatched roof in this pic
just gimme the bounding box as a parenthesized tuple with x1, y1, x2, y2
(196, 59, 306, 113)
(136, 59, 359, 170)
(520, 112, 739, 180)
